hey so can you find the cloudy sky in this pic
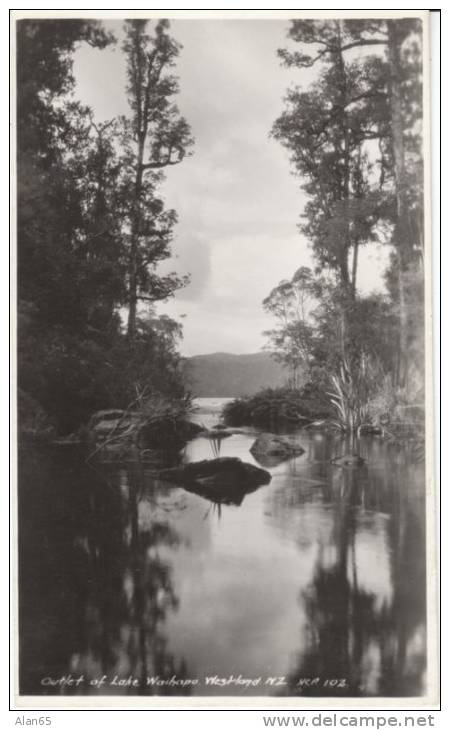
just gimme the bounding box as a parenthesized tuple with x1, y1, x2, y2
(73, 19, 389, 356)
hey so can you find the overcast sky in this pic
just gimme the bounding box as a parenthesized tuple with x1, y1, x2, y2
(73, 20, 389, 356)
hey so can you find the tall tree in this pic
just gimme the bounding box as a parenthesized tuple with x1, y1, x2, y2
(385, 19, 424, 387)
(16, 19, 191, 432)
(16, 19, 113, 160)
(272, 18, 424, 389)
(122, 19, 193, 339)
(16, 20, 115, 326)
(273, 20, 391, 299)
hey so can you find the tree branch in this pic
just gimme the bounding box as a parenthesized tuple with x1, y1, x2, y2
(140, 148, 185, 169)
(340, 38, 387, 52)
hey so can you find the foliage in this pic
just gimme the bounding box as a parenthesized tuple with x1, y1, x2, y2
(311, 283, 398, 374)
(121, 20, 194, 338)
(17, 389, 56, 442)
(17, 19, 192, 436)
(327, 355, 391, 432)
(272, 20, 395, 297)
(86, 389, 196, 461)
(222, 384, 333, 429)
(267, 18, 425, 430)
(263, 267, 317, 385)
(19, 307, 185, 434)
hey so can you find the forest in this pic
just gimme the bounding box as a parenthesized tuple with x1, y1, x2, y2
(17, 17, 425, 441)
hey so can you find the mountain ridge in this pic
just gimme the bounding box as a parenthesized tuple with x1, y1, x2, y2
(183, 351, 288, 397)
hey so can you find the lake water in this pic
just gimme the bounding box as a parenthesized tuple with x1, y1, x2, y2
(18, 398, 427, 697)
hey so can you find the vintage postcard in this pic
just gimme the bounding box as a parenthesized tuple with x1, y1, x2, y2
(10, 9, 438, 709)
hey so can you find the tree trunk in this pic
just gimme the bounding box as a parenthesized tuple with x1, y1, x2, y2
(337, 21, 353, 301)
(351, 240, 359, 297)
(127, 140, 145, 340)
(387, 20, 411, 388)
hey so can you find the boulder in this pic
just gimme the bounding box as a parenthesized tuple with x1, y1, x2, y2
(250, 433, 305, 461)
(158, 457, 271, 505)
(331, 454, 366, 467)
(250, 452, 293, 469)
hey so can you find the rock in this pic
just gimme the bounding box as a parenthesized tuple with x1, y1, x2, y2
(185, 482, 251, 507)
(158, 457, 271, 505)
(331, 454, 366, 467)
(250, 452, 292, 469)
(250, 433, 305, 461)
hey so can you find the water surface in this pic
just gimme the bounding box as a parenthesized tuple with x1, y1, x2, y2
(18, 398, 426, 697)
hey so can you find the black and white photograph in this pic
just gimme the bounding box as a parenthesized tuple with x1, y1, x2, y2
(11, 10, 438, 707)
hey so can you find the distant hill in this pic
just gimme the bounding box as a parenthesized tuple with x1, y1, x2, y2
(184, 352, 288, 397)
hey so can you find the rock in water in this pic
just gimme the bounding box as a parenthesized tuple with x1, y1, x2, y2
(159, 457, 271, 486)
(250, 433, 305, 466)
(158, 457, 271, 505)
(331, 454, 366, 467)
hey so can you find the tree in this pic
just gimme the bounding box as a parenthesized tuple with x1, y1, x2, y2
(17, 19, 192, 434)
(272, 18, 424, 396)
(121, 20, 194, 339)
(16, 20, 115, 328)
(16, 19, 113, 159)
(263, 267, 317, 387)
(263, 267, 397, 419)
(385, 19, 424, 387)
(273, 22, 396, 297)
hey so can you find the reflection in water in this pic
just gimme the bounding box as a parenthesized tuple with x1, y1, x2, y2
(19, 454, 191, 696)
(280, 455, 426, 696)
(18, 400, 427, 697)
(68, 465, 191, 696)
(252, 451, 297, 469)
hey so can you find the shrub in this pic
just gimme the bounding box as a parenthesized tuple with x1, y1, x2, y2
(222, 384, 333, 428)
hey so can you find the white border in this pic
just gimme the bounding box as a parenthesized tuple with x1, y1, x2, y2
(9, 7, 439, 711)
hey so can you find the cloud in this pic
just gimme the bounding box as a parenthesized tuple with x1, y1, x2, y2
(161, 230, 314, 355)
(167, 235, 212, 302)
(73, 19, 388, 356)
